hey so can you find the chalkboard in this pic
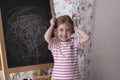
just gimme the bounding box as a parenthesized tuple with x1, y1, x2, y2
(0, 0, 54, 68)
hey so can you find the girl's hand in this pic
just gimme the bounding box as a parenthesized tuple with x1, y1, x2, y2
(73, 18, 77, 27)
(50, 16, 56, 26)
(72, 14, 78, 27)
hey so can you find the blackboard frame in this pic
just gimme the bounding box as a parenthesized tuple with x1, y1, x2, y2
(0, 0, 55, 80)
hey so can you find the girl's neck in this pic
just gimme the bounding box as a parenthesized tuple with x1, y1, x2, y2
(55, 37, 72, 42)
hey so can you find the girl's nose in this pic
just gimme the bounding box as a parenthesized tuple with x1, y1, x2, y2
(63, 30, 67, 35)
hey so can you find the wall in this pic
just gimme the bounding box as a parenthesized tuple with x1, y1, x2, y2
(89, 0, 120, 80)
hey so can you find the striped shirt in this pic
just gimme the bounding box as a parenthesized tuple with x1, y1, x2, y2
(48, 37, 81, 80)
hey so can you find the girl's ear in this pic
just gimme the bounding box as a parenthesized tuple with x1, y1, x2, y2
(54, 29, 57, 37)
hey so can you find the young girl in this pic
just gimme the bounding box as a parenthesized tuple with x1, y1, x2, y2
(44, 15, 89, 80)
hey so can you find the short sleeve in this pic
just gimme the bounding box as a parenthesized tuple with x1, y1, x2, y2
(73, 37, 81, 49)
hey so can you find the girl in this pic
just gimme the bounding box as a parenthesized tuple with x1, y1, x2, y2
(44, 15, 89, 80)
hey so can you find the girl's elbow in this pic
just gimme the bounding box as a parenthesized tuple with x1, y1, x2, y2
(44, 35, 52, 44)
(44, 35, 48, 42)
(44, 35, 46, 40)
(83, 35, 90, 43)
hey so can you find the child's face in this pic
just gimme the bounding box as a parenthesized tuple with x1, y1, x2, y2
(55, 23, 73, 41)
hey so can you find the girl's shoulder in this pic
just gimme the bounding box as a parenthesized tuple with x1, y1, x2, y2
(52, 37, 60, 43)
(71, 37, 81, 45)
(53, 37, 58, 41)
(71, 37, 80, 41)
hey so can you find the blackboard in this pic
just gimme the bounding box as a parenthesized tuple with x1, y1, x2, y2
(0, 0, 54, 68)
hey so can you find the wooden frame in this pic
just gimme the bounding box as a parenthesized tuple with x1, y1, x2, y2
(0, 0, 55, 80)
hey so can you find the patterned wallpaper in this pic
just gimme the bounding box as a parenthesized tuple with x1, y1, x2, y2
(0, 0, 93, 80)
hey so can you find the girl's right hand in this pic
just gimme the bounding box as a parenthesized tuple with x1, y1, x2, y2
(50, 16, 56, 26)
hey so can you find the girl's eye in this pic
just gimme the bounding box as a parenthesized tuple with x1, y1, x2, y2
(60, 29, 63, 31)
(67, 30, 71, 32)
(67, 30, 70, 31)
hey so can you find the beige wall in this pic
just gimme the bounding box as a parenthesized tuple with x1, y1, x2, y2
(89, 0, 120, 80)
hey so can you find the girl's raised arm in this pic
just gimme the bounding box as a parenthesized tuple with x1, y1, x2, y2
(73, 17, 90, 44)
(44, 17, 56, 44)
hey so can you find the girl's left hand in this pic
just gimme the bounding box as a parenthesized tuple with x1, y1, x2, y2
(72, 14, 77, 27)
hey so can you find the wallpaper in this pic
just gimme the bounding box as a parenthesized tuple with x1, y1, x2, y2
(0, 0, 93, 80)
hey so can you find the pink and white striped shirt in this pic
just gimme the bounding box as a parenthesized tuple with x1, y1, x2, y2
(48, 37, 81, 80)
